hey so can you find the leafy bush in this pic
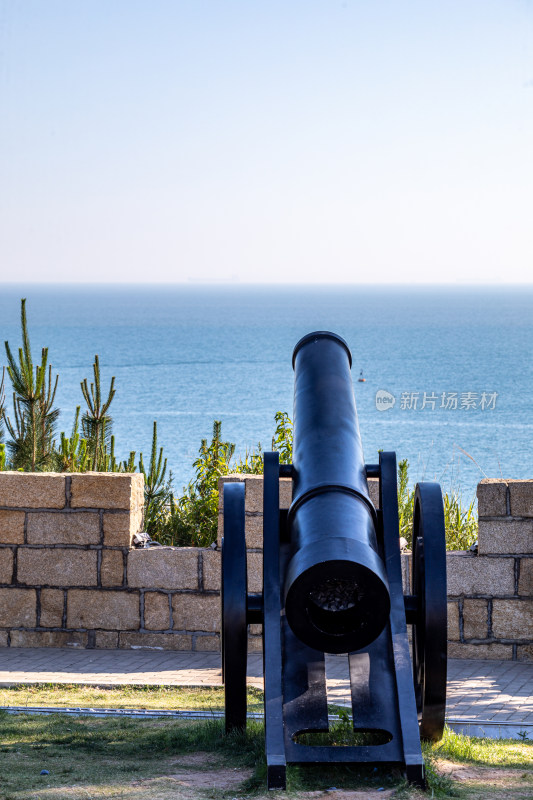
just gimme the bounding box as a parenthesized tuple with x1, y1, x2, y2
(152, 415, 294, 547)
(397, 458, 477, 550)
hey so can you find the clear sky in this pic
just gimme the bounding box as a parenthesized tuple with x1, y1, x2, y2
(1, 1, 532, 284)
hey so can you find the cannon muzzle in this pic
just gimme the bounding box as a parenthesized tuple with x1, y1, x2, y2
(284, 331, 390, 654)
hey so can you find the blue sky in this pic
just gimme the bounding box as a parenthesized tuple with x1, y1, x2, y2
(1, 1, 532, 283)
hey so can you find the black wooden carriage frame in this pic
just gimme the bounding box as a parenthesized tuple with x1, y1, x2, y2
(221, 332, 447, 791)
(222, 452, 447, 790)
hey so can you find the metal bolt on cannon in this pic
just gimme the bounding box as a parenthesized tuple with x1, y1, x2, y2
(221, 331, 447, 790)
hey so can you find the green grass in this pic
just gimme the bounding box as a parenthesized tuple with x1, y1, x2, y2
(0, 683, 264, 712)
(432, 724, 533, 768)
(0, 710, 530, 800)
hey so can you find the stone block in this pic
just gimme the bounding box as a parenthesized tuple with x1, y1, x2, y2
(40, 588, 65, 627)
(0, 549, 13, 584)
(446, 553, 515, 595)
(70, 472, 144, 510)
(248, 636, 262, 652)
(172, 594, 220, 633)
(217, 513, 224, 548)
(202, 549, 221, 591)
(249, 623, 262, 635)
(447, 642, 512, 660)
(101, 550, 124, 587)
(477, 480, 508, 518)
(478, 519, 532, 555)
(217, 475, 245, 514)
(218, 471, 291, 514)
(462, 599, 488, 640)
(247, 551, 263, 593)
(67, 589, 140, 630)
(367, 478, 380, 509)
(195, 634, 220, 651)
(0, 473, 66, 509)
(127, 547, 198, 590)
(0, 630, 8, 646)
(0, 588, 36, 626)
(17, 548, 97, 587)
(517, 644, 533, 662)
(144, 592, 170, 630)
(0, 510, 25, 543)
(447, 602, 460, 641)
(519, 558, 532, 596)
(27, 512, 100, 545)
(279, 478, 293, 509)
(119, 631, 192, 650)
(492, 599, 533, 640)
(10, 630, 87, 648)
(245, 514, 263, 549)
(103, 512, 138, 547)
(95, 631, 119, 648)
(244, 476, 263, 513)
(401, 553, 411, 594)
(508, 480, 533, 518)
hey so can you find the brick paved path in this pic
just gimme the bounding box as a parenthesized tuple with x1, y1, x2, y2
(0, 648, 531, 735)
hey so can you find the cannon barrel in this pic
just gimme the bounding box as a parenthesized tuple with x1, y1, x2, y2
(284, 331, 391, 654)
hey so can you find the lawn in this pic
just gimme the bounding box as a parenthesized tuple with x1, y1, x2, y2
(0, 687, 531, 800)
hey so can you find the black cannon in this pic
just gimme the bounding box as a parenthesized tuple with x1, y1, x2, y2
(221, 332, 447, 790)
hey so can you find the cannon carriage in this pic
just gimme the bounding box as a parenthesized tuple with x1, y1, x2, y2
(221, 332, 447, 790)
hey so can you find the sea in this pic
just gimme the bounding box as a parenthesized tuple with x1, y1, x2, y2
(0, 283, 532, 503)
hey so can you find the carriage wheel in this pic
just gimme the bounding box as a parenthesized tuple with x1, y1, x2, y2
(222, 481, 248, 733)
(411, 482, 447, 741)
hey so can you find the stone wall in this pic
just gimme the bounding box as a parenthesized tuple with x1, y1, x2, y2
(218, 475, 532, 661)
(447, 480, 532, 661)
(0, 472, 221, 651)
(0, 471, 531, 660)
